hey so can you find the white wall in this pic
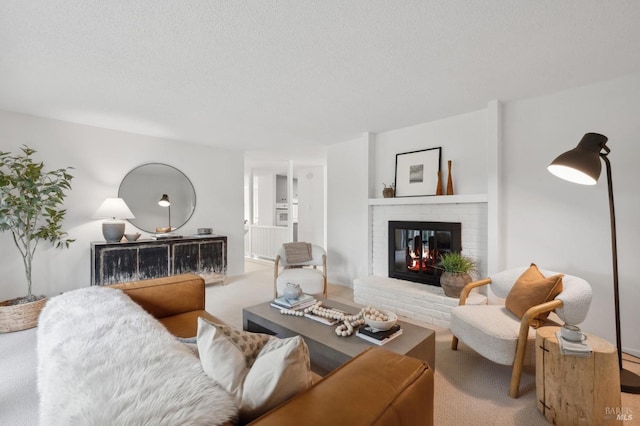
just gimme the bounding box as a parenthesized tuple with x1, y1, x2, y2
(501, 73, 640, 356)
(296, 165, 324, 246)
(253, 173, 275, 226)
(374, 109, 489, 197)
(0, 110, 244, 301)
(325, 73, 640, 355)
(327, 110, 490, 287)
(326, 134, 372, 286)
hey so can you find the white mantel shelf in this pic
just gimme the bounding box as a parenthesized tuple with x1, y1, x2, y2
(368, 194, 488, 206)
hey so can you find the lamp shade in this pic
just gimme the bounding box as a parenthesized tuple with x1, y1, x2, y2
(158, 194, 171, 207)
(547, 133, 608, 185)
(93, 198, 135, 219)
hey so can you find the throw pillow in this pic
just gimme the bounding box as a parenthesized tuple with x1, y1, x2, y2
(197, 318, 313, 423)
(240, 335, 312, 422)
(197, 317, 270, 397)
(505, 263, 564, 328)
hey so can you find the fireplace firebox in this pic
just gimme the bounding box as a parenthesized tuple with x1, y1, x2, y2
(388, 221, 462, 286)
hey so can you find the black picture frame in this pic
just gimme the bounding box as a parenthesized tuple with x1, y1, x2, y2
(394, 147, 442, 197)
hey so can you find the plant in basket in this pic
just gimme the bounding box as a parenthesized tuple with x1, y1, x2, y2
(0, 146, 74, 332)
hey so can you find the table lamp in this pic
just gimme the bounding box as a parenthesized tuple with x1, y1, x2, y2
(93, 197, 135, 242)
(158, 193, 171, 231)
(548, 132, 640, 394)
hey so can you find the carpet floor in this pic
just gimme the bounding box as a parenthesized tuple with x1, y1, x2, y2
(1, 259, 638, 425)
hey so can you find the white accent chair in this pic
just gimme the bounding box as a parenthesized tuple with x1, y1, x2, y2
(450, 267, 592, 398)
(274, 244, 327, 298)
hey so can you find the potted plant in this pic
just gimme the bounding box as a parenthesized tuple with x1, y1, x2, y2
(0, 146, 74, 332)
(437, 252, 476, 298)
(382, 183, 395, 198)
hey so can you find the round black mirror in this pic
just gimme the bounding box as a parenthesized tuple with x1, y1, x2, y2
(118, 163, 196, 233)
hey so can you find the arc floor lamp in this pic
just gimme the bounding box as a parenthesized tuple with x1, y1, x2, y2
(548, 132, 640, 394)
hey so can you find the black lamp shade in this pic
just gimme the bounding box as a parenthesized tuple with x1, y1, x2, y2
(158, 194, 171, 207)
(548, 133, 608, 185)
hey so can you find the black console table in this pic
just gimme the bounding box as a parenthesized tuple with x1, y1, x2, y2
(90, 235, 227, 286)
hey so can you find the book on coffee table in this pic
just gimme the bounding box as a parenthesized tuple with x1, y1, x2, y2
(356, 324, 403, 346)
(302, 307, 348, 326)
(304, 312, 339, 325)
(271, 294, 316, 309)
(270, 299, 317, 311)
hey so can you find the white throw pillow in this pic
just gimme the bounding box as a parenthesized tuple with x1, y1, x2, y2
(197, 318, 313, 423)
(240, 335, 313, 421)
(197, 317, 270, 397)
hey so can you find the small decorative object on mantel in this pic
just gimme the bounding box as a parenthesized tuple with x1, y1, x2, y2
(446, 160, 454, 195)
(394, 147, 441, 197)
(435, 171, 443, 195)
(382, 183, 395, 198)
(437, 252, 476, 298)
(0, 145, 74, 332)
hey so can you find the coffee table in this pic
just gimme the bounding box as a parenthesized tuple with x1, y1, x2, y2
(242, 298, 435, 376)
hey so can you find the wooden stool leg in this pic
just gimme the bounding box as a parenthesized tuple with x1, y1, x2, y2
(451, 335, 459, 350)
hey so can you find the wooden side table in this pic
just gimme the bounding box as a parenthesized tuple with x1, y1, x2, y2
(536, 326, 621, 425)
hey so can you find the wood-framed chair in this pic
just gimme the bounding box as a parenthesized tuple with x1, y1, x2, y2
(450, 267, 592, 398)
(273, 244, 327, 298)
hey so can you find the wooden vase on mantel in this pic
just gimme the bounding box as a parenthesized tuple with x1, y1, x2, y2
(382, 187, 395, 198)
(446, 160, 454, 195)
(435, 171, 443, 195)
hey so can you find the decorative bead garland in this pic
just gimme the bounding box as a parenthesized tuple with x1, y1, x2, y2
(362, 306, 390, 322)
(303, 301, 367, 337)
(279, 308, 304, 317)
(280, 302, 388, 338)
(335, 316, 365, 337)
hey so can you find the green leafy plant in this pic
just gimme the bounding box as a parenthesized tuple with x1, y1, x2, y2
(0, 146, 74, 303)
(437, 252, 476, 274)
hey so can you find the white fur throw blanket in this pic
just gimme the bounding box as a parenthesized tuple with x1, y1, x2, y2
(37, 287, 238, 426)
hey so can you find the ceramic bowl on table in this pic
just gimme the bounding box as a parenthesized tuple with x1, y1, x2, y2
(363, 308, 397, 332)
(124, 233, 141, 242)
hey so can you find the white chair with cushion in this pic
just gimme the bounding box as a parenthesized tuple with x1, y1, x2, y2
(274, 243, 327, 298)
(450, 264, 592, 398)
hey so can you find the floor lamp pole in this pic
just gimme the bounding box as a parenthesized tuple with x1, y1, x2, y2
(602, 153, 640, 393)
(602, 155, 621, 368)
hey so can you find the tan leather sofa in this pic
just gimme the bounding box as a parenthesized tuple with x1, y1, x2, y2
(109, 273, 220, 337)
(110, 274, 434, 426)
(250, 347, 433, 426)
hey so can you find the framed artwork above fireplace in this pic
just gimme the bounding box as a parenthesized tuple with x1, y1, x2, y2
(394, 147, 441, 197)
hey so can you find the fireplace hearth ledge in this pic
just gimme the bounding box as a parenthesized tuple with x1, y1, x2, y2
(353, 275, 487, 328)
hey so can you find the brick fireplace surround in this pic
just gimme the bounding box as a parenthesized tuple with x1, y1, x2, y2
(354, 201, 488, 328)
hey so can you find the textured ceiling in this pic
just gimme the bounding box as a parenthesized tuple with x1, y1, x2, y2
(1, 1, 640, 155)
